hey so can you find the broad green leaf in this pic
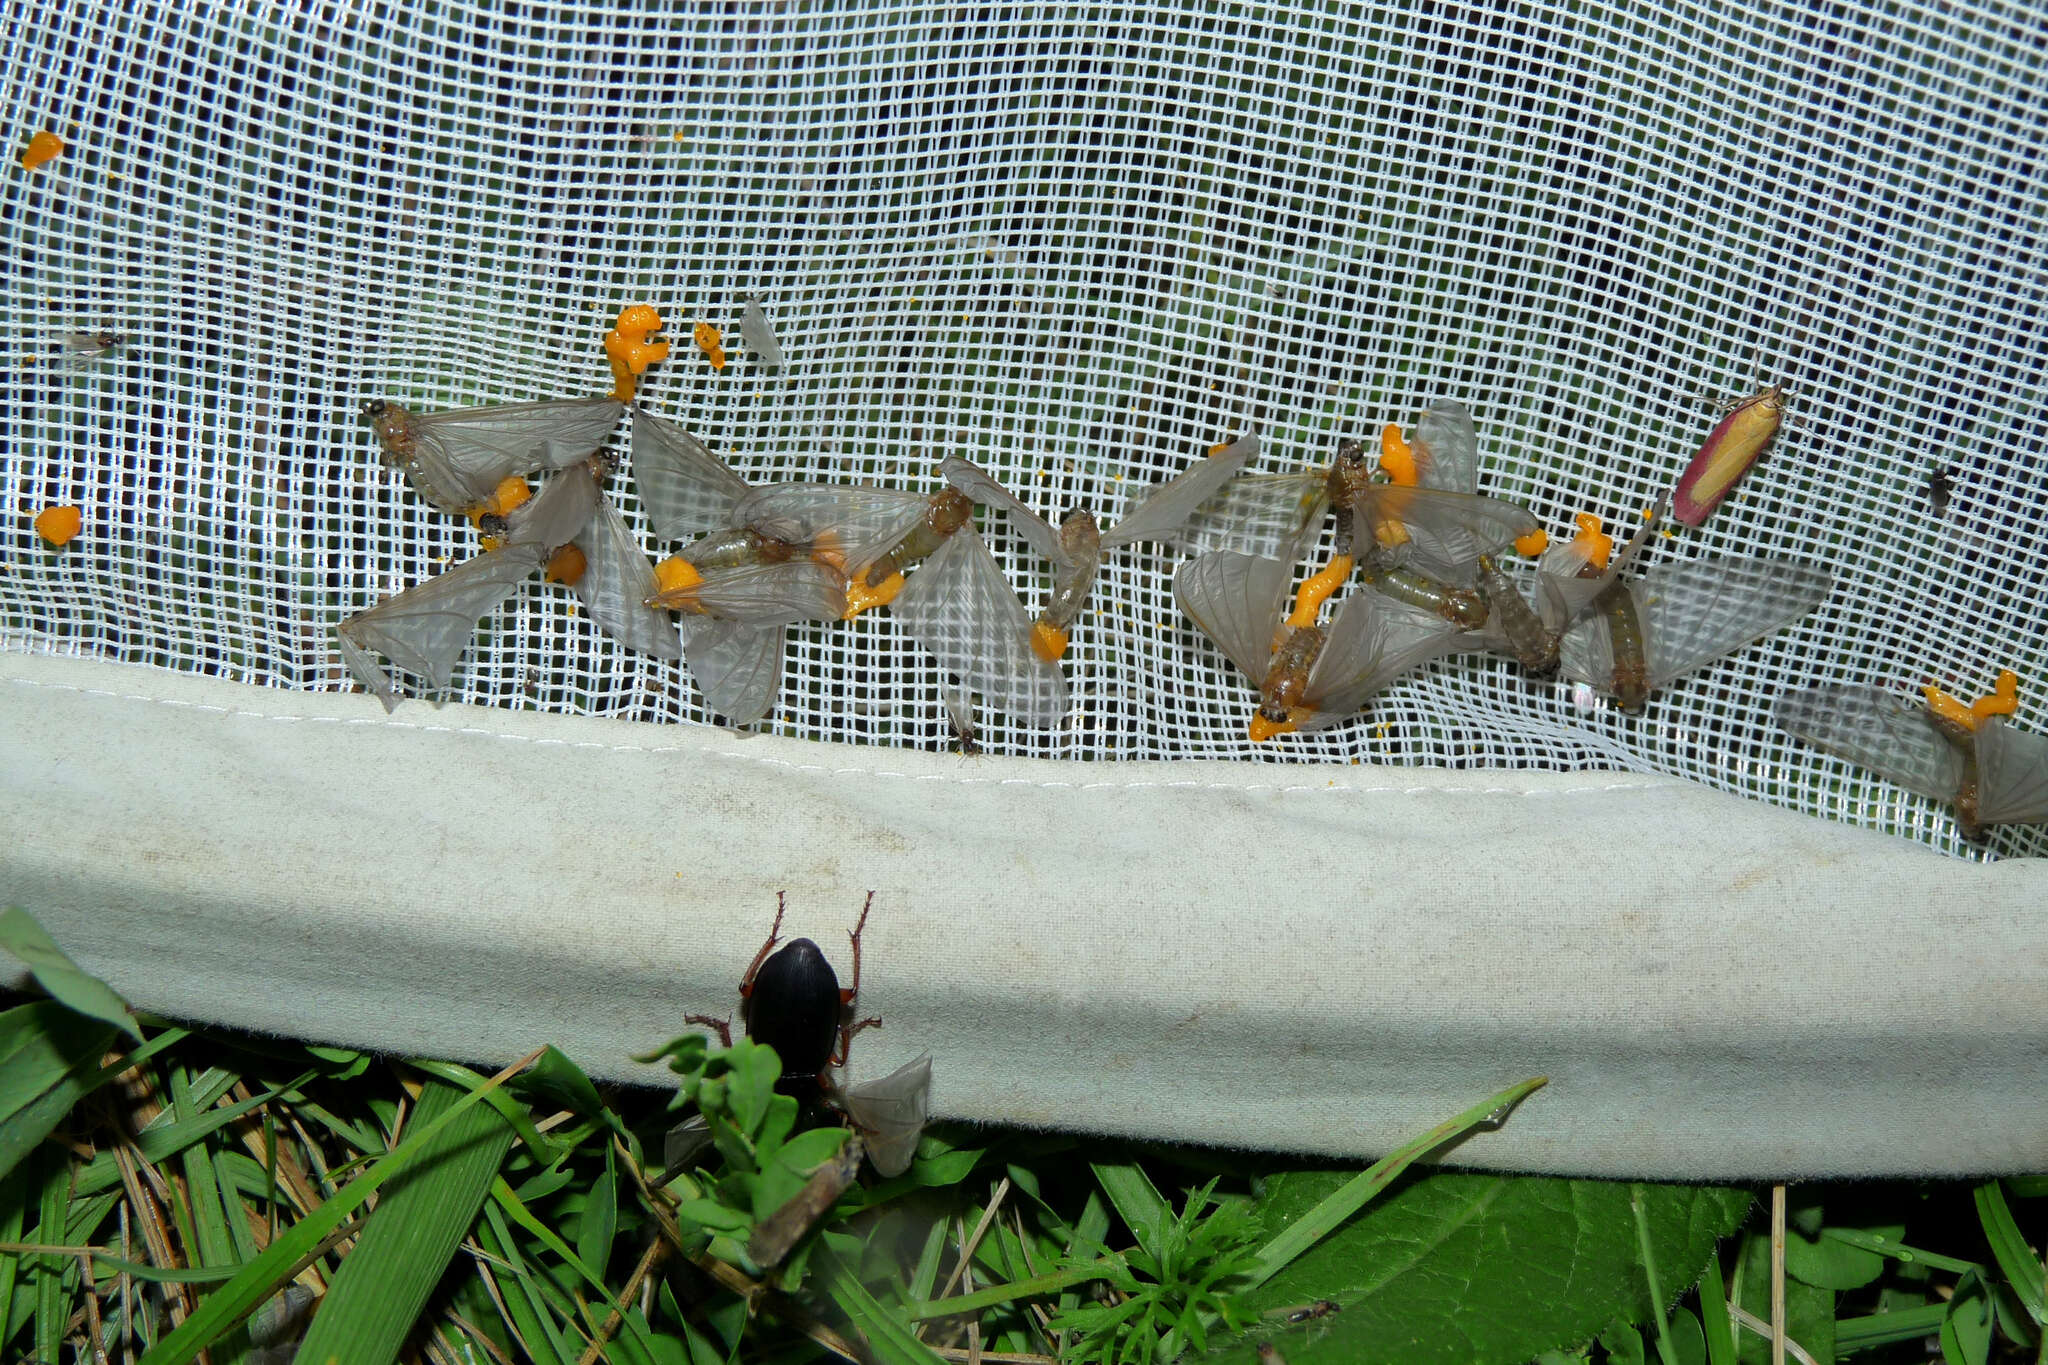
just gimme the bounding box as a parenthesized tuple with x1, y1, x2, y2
(514, 1044, 608, 1120)
(1941, 1274, 1995, 1365)
(1215, 1174, 1750, 1365)
(1785, 1219, 1896, 1290)
(0, 1001, 118, 1184)
(1734, 1230, 1835, 1365)
(0, 907, 143, 1041)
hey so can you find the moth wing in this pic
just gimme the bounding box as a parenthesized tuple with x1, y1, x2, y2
(732, 484, 934, 577)
(1773, 685, 1964, 801)
(682, 620, 786, 726)
(1635, 557, 1831, 688)
(632, 409, 752, 540)
(1301, 594, 1464, 726)
(662, 561, 847, 625)
(505, 462, 603, 552)
(838, 1054, 932, 1178)
(337, 546, 544, 693)
(1101, 432, 1262, 547)
(1168, 468, 1329, 562)
(1410, 400, 1479, 494)
(941, 457, 1068, 564)
(412, 397, 623, 503)
(572, 494, 681, 659)
(740, 297, 786, 367)
(891, 531, 1067, 725)
(1973, 718, 2048, 825)
(1172, 551, 1291, 685)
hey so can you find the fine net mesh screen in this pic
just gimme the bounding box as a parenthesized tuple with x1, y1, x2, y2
(5, 2, 2045, 860)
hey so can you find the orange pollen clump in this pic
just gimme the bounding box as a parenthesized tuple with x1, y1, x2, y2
(1206, 438, 1234, 458)
(604, 305, 671, 401)
(544, 543, 588, 586)
(1247, 712, 1300, 742)
(1924, 683, 1978, 731)
(1571, 512, 1613, 570)
(1286, 554, 1354, 630)
(652, 556, 703, 595)
(1513, 528, 1549, 556)
(20, 131, 63, 170)
(1972, 669, 2020, 722)
(1378, 423, 1419, 486)
(34, 505, 82, 547)
(692, 321, 728, 371)
(1030, 620, 1070, 662)
(842, 570, 905, 619)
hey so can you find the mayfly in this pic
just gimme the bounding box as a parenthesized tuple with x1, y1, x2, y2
(733, 478, 1068, 724)
(1556, 539, 1831, 713)
(940, 432, 1260, 661)
(1174, 550, 1465, 740)
(740, 296, 786, 368)
(681, 893, 933, 1178)
(1775, 671, 2048, 842)
(360, 394, 623, 518)
(1475, 507, 1661, 675)
(337, 461, 602, 709)
(1670, 383, 1788, 527)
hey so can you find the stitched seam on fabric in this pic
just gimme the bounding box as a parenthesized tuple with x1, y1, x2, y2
(6, 674, 1682, 798)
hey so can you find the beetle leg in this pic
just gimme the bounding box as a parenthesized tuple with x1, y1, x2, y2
(737, 891, 789, 999)
(682, 1013, 733, 1048)
(830, 892, 881, 1065)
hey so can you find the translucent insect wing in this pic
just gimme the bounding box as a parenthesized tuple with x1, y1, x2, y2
(1773, 685, 1965, 801)
(1410, 401, 1480, 494)
(338, 545, 545, 700)
(1536, 512, 1661, 633)
(632, 409, 752, 540)
(1555, 611, 1617, 693)
(740, 297, 786, 368)
(1100, 433, 1262, 548)
(682, 619, 787, 725)
(413, 397, 624, 505)
(1632, 557, 1831, 689)
(1302, 595, 1464, 726)
(941, 457, 1069, 564)
(838, 1053, 933, 1178)
(668, 561, 847, 625)
(572, 495, 682, 659)
(1171, 551, 1292, 684)
(1371, 486, 1542, 582)
(1973, 718, 2048, 825)
(732, 484, 935, 578)
(1169, 467, 1329, 562)
(890, 531, 1068, 724)
(505, 462, 603, 552)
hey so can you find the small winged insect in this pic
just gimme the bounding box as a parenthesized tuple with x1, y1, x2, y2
(1174, 550, 1465, 740)
(739, 296, 786, 368)
(682, 893, 933, 1178)
(1476, 508, 1661, 676)
(1926, 464, 1956, 516)
(360, 394, 624, 518)
(54, 330, 125, 366)
(941, 432, 1259, 662)
(1555, 518, 1830, 714)
(1671, 383, 1788, 527)
(734, 478, 1068, 724)
(632, 408, 849, 723)
(1775, 671, 2048, 843)
(337, 461, 602, 710)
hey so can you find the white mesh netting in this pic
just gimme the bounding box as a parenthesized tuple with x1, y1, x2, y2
(6, 2, 2045, 860)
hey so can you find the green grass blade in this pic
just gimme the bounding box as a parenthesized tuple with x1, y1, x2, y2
(1974, 1181, 2046, 1325)
(1090, 1159, 1169, 1253)
(489, 1175, 660, 1359)
(1634, 1185, 1678, 1365)
(73, 1078, 303, 1197)
(291, 1071, 516, 1365)
(820, 1243, 948, 1364)
(1698, 1244, 1737, 1365)
(0, 906, 144, 1041)
(1241, 1075, 1547, 1290)
(0, 1001, 118, 1185)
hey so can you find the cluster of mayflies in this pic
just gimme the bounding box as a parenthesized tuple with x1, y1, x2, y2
(337, 305, 2047, 849)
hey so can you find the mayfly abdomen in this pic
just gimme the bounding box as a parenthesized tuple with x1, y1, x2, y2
(1476, 555, 1558, 673)
(686, 527, 792, 570)
(1928, 709, 1987, 842)
(1043, 510, 1104, 632)
(1597, 580, 1650, 712)
(1260, 627, 1323, 722)
(1358, 554, 1487, 630)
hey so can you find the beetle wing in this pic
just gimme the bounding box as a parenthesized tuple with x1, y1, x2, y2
(572, 494, 681, 659)
(1101, 432, 1262, 547)
(1773, 685, 1965, 801)
(682, 619, 786, 725)
(732, 484, 935, 577)
(890, 531, 1068, 724)
(1172, 551, 1291, 685)
(504, 461, 603, 552)
(659, 561, 848, 624)
(338, 545, 545, 699)
(1633, 557, 1831, 688)
(1410, 401, 1479, 494)
(740, 297, 786, 367)
(1973, 717, 2048, 825)
(410, 397, 623, 507)
(941, 457, 1069, 565)
(1300, 595, 1464, 727)
(837, 1053, 932, 1178)
(632, 409, 752, 540)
